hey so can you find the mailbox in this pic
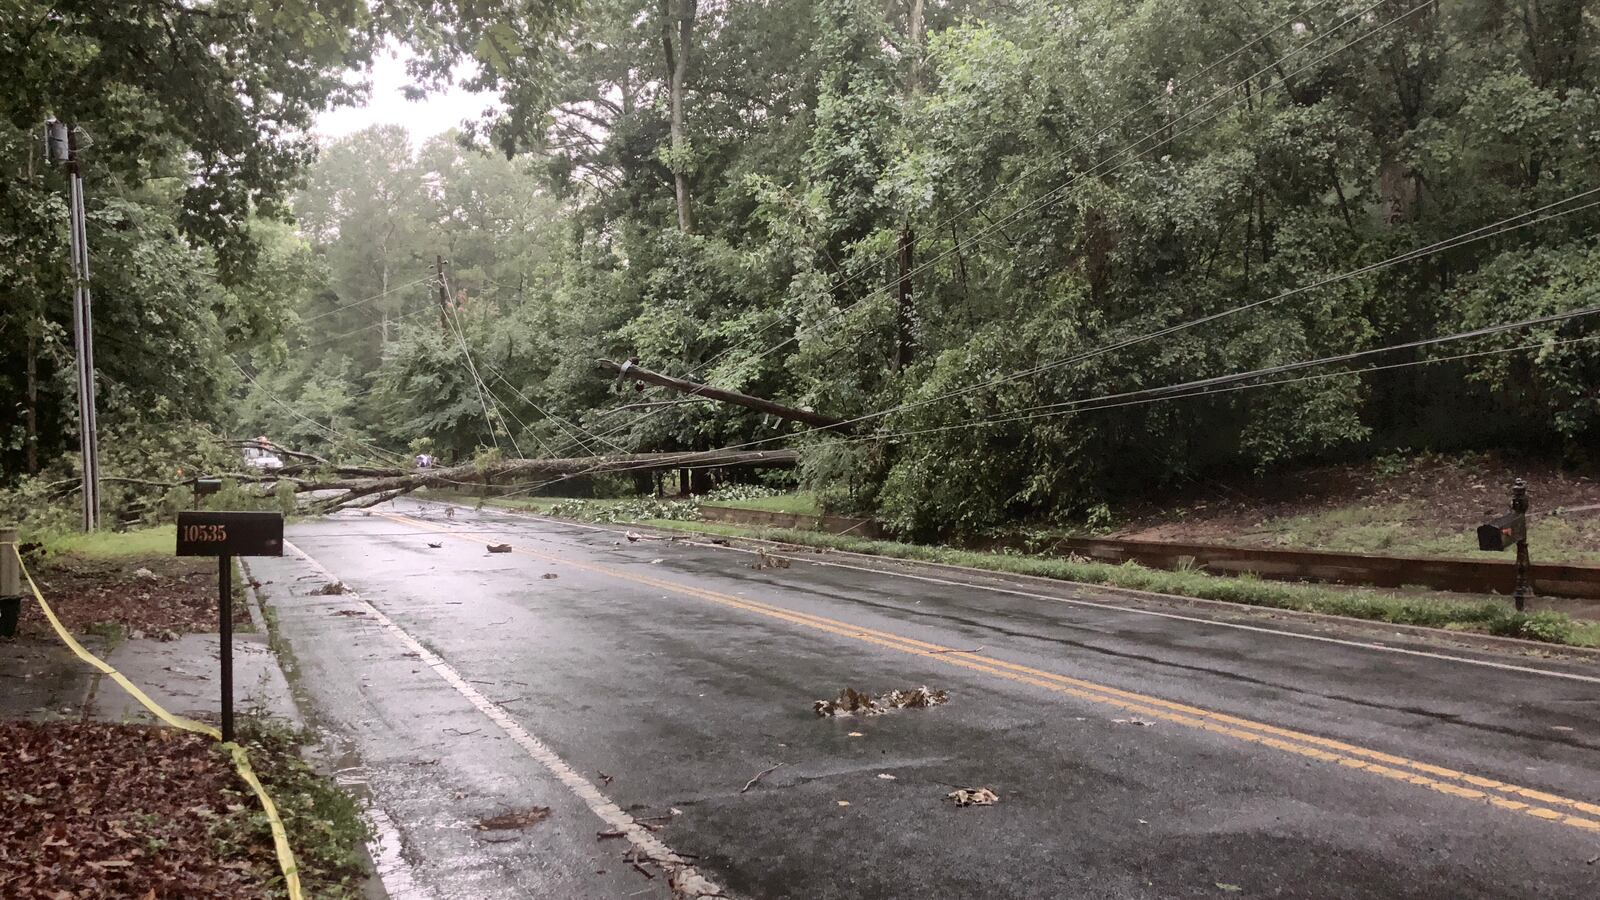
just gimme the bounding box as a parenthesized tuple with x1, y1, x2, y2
(1476, 511, 1526, 552)
(176, 510, 284, 557)
(174, 509, 284, 742)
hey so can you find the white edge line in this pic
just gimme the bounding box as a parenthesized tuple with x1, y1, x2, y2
(282, 539, 726, 899)
(243, 558, 435, 900)
(410, 500, 1600, 687)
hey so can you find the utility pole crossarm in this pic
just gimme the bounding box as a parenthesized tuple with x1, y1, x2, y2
(596, 359, 848, 431)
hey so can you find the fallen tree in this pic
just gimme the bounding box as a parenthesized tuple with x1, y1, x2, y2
(282, 448, 800, 512)
(75, 446, 799, 515)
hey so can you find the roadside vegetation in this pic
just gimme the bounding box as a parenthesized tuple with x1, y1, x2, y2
(636, 519, 1600, 649)
(451, 489, 1600, 648)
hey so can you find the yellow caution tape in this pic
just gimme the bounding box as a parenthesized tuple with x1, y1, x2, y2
(6, 542, 303, 899)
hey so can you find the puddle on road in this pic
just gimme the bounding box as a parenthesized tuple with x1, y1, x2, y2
(327, 747, 431, 900)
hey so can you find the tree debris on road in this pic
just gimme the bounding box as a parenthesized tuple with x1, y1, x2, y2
(814, 686, 949, 717)
(476, 806, 552, 831)
(487, 543, 513, 554)
(740, 762, 785, 793)
(312, 581, 347, 595)
(749, 548, 792, 570)
(945, 787, 1000, 807)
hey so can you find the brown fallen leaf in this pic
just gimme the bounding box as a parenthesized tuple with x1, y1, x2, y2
(487, 544, 513, 554)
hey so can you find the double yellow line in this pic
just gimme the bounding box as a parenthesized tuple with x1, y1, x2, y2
(381, 513, 1600, 835)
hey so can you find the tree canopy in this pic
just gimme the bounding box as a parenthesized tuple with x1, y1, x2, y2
(5, 0, 1599, 535)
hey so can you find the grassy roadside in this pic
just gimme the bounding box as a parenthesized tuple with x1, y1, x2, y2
(219, 719, 372, 899)
(34, 524, 177, 557)
(617, 519, 1600, 648)
(1219, 503, 1600, 564)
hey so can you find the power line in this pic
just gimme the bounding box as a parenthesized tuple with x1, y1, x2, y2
(495, 186, 1600, 497)
(483, 365, 630, 457)
(838, 189, 1600, 434)
(228, 357, 410, 465)
(816, 333, 1600, 448)
(439, 275, 513, 457)
(497, 312, 1600, 493)
(298, 275, 437, 325)
(301, 306, 436, 351)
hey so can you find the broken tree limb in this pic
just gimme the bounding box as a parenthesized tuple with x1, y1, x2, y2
(598, 358, 848, 431)
(285, 448, 800, 511)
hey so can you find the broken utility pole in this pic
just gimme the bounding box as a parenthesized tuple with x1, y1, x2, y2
(435, 255, 450, 330)
(597, 359, 848, 431)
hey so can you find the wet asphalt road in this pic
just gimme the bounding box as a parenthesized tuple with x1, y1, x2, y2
(246, 499, 1600, 899)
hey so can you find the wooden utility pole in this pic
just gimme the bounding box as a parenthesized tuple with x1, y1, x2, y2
(597, 359, 848, 430)
(435, 254, 450, 330)
(48, 120, 99, 530)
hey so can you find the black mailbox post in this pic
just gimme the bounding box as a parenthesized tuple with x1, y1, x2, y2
(176, 511, 284, 741)
(1476, 480, 1531, 611)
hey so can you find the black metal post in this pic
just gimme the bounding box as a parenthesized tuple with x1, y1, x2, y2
(218, 553, 234, 742)
(1512, 479, 1531, 613)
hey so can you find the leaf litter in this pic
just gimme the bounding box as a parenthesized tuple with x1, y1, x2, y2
(476, 806, 551, 831)
(945, 787, 1000, 807)
(814, 686, 949, 717)
(0, 721, 282, 898)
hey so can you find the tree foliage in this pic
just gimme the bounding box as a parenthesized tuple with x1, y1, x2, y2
(9, 0, 1600, 538)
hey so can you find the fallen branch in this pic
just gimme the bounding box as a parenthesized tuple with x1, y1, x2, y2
(740, 763, 785, 793)
(280, 448, 799, 512)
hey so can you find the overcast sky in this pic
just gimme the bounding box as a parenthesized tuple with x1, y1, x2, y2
(315, 46, 499, 143)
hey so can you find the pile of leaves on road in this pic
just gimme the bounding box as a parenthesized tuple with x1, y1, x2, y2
(945, 787, 1000, 807)
(814, 686, 949, 717)
(0, 720, 370, 899)
(21, 556, 245, 641)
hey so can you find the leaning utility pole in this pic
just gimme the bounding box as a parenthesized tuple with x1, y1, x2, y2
(435, 255, 451, 330)
(46, 119, 100, 531)
(597, 358, 848, 431)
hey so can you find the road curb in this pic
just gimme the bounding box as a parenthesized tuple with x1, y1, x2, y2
(420, 500, 1600, 665)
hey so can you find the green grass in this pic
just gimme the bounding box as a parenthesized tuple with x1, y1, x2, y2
(1236, 503, 1600, 564)
(37, 525, 176, 558)
(639, 520, 1597, 648)
(216, 718, 372, 899)
(700, 491, 821, 516)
